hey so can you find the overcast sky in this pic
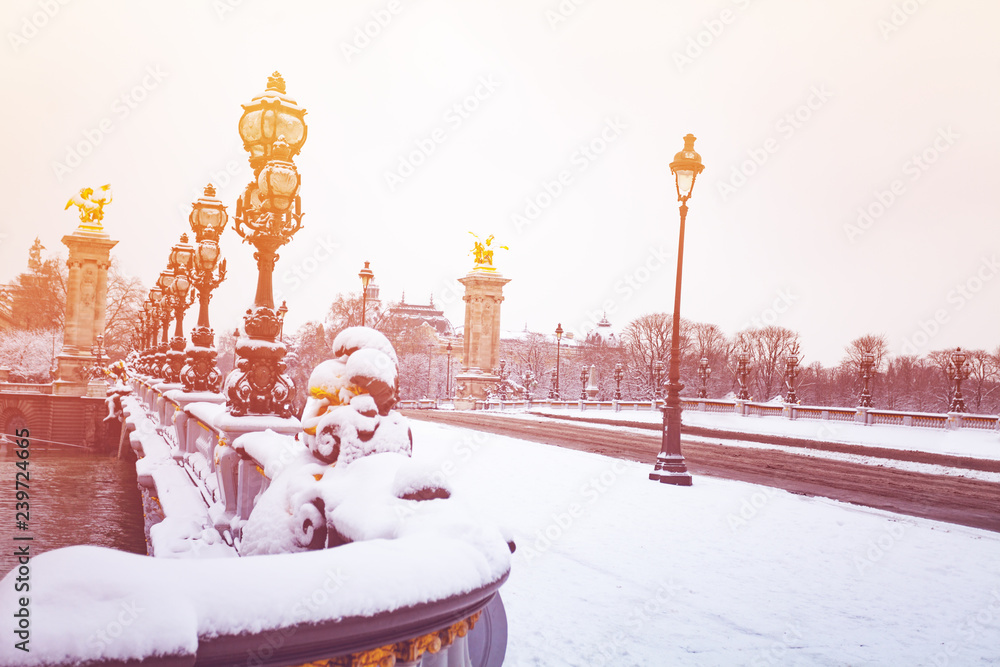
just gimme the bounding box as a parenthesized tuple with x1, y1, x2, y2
(1, 0, 997, 366)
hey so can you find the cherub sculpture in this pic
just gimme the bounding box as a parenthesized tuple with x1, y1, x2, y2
(65, 184, 113, 229)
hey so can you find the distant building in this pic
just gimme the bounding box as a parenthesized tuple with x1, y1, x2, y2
(589, 313, 618, 346)
(382, 294, 455, 336)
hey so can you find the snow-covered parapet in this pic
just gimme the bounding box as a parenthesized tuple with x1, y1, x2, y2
(240, 327, 509, 563)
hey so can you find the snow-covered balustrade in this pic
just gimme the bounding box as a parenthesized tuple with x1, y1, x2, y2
(18, 328, 513, 666)
(475, 395, 1000, 432)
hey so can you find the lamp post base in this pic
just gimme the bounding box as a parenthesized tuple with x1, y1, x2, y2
(649, 454, 693, 486)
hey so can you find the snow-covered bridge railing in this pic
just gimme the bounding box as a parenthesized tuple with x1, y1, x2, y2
(469, 396, 1000, 433)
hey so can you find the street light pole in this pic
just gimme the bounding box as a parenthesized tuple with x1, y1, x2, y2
(651, 134, 703, 487)
(950, 347, 968, 413)
(359, 261, 374, 327)
(446, 341, 453, 398)
(555, 323, 563, 400)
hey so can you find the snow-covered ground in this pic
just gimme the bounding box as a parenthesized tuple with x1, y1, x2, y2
(524, 406, 1000, 462)
(409, 419, 1000, 666)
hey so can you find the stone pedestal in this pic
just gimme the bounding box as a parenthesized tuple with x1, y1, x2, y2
(55, 228, 118, 389)
(455, 268, 510, 407)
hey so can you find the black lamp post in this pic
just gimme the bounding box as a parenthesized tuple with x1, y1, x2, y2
(614, 362, 624, 400)
(859, 352, 875, 408)
(554, 323, 563, 400)
(359, 261, 374, 327)
(784, 348, 799, 404)
(697, 356, 711, 399)
(181, 184, 228, 392)
(949, 347, 969, 413)
(650, 133, 703, 486)
(579, 366, 588, 401)
(736, 352, 752, 401)
(446, 341, 453, 398)
(228, 72, 308, 418)
(164, 235, 195, 384)
(548, 368, 557, 400)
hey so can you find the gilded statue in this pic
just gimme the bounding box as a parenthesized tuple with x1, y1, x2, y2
(469, 232, 508, 268)
(65, 184, 113, 230)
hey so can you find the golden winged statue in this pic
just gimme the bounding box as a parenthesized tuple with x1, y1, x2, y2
(65, 184, 113, 231)
(469, 232, 508, 269)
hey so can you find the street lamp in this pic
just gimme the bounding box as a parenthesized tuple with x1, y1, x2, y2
(579, 366, 588, 401)
(164, 234, 195, 384)
(859, 352, 875, 408)
(153, 274, 173, 379)
(548, 368, 557, 400)
(228, 72, 307, 418)
(182, 184, 228, 392)
(614, 362, 624, 400)
(697, 356, 711, 399)
(446, 342, 453, 398)
(277, 301, 288, 341)
(555, 323, 563, 400)
(650, 133, 704, 486)
(949, 347, 969, 413)
(736, 352, 752, 401)
(784, 347, 800, 404)
(359, 261, 374, 327)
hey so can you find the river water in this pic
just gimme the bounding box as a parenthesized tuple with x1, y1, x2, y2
(0, 450, 147, 576)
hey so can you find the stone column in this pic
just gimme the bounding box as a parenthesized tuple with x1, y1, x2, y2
(454, 268, 510, 409)
(54, 228, 118, 395)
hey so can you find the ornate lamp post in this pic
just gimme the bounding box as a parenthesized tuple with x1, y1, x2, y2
(359, 261, 374, 326)
(277, 301, 288, 341)
(858, 352, 875, 408)
(653, 360, 664, 400)
(949, 347, 969, 413)
(164, 235, 195, 384)
(548, 368, 557, 400)
(736, 352, 752, 401)
(614, 362, 624, 400)
(496, 359, 508, 400)
(650, 134, 704, 486)
(446, 342, 453, 398)
(697, 356, 711, 399)
(181, 184, 228, 392)
(554, 323, 563, 400)
(784, 348, 799, 404)
(90, 334, 108, 379)
(228, 72, 308, 418)
(152, 276, 173, 379)
(522, 369, 535, 401)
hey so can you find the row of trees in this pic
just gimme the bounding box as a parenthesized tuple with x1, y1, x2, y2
(0, 236, 996, 417)
(0, 239, 145, 381)
(281, 293, 1000, 416)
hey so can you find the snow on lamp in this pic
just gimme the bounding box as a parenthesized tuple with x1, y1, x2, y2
(228, 74, 309, 417)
